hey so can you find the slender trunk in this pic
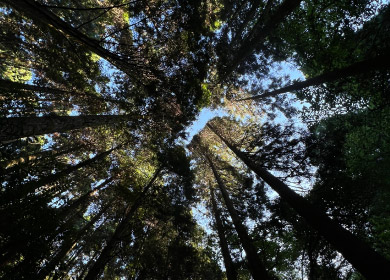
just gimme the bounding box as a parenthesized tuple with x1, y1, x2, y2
(207, 123, 390, 279)
(206, 155, 273, 280)
(0, 154, 38, 169)
(43, 179, 113, 250)
(223, 0, 302, 78)
(307, 246, 317, 280)
(36, 201, 111, 280)
(77, 249, 101, 280)
(84, 167, 162, 280)
(59, 177, 113, 220)
(0, 79, 74, 96)
(209, 186, 238, 280)
(3, 0, 135, 76)
(0, 179, 107, 268)
(1, 145, 80, 171)
(0, 245, 20, 268)
(237, 51, 390, 101)
(39, 2, 134, 11)
(0, 79, 131, 108)
(13, 146, 119, 200)
(128, 226, 150, 280)
(0, 139, 20, 145)
(0, 114, 134, 143)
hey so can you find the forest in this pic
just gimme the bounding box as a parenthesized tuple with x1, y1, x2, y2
(0, 0, 390, 279)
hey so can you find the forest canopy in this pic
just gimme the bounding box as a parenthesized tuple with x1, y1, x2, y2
(1, 0, 390, 279)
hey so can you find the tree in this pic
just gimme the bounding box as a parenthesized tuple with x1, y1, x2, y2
(3, 0, 138, 77)
(191, 136, 275, 280)
(209, 185, 238, 280)
(35, 200, 112, 280)
(84, 167, 162, 280)
(2, 0, 390, 278)
(218, 0, 302, 79)
(2, 145, 119, 202)
(237, 51, 390, 101)
(206, 117, 390, 279)
(206, 154, 273, 280)
(0, 115, 135, 143)
(0, 78, 131, 111)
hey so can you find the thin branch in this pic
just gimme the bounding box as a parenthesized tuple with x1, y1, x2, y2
(99, 17, 146, 42)
(39, 0, 140, 11)
(76, 8, 110, 29)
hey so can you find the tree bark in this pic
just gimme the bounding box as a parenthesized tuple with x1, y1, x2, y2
(40, 178, 114, 251)
(0, 79, 75, 96)
(84, 167, 162, 280)
(35, 201, 111, 280)
(59, 177, 113, 220)
(237, 51, 390, 101)
(38, 2, 133, 11)
(0, 78, 131, 108)
(0, 154, 38, 170)
(0, 114, 134, 143)
(207, 123, 390, 279)
(12, 146, 120, 200)
(0, 145, 81, 172)
(209, 186, 238, 280)
(206, 154, 273, 280)
(0, 244, 20, 268)
(2, 0, 135, 76)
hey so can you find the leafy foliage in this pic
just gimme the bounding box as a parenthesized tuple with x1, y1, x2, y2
(1, 0, 390, 279)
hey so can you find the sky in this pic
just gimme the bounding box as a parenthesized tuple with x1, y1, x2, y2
(184, 60, 305, 142)
(184, 108, 227, 142)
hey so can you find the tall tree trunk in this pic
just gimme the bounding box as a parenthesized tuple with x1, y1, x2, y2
(207, 123, 390, 279)
(0, 154, 38, 170)
(35, 201, 112, 280)
(127, 226, 150, 280)
(3, 0, 135, 76)
(307, 246, 318, 280)
(0, 78, 131, 108)
(0, 244, 20, 268)
(84, 167, 162, 280)
(12, 145, 120, 200)
(0, 144, 81, 172)
(222, 0, 302, 78)
(40, 178, 114, 253)
(237, 51, 390, 101)
(59, 177, 113, 220)
(205, 154, 273, 280)
(77, 249, 101, 280)
(209, 185, 238, 280)
(0, 78, 77, 97)
(0, 114, 134, 143)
